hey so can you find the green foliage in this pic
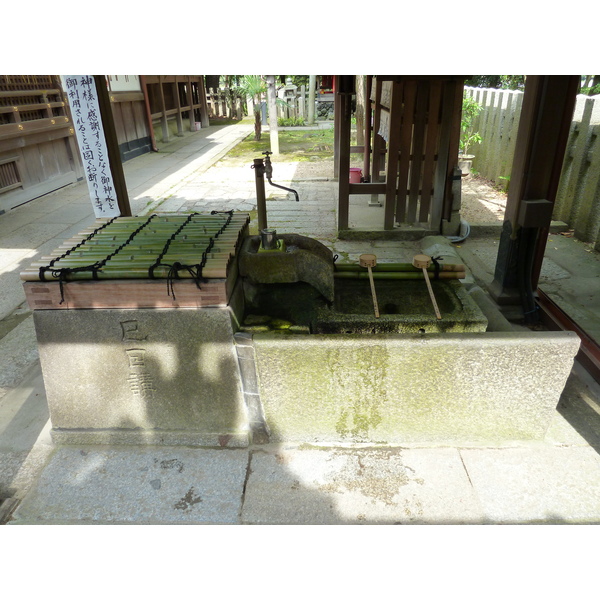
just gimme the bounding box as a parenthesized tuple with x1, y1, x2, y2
(465, 76, 525, 90)
(238, 75, 267, 141)
(499, 76, 525, 90)
(498, 175, 511, 192)
(277, 116, 306, 127)
(460, 94, 483, 156)
(581, 84, 600, 96)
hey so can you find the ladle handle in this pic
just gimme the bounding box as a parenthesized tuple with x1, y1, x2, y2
(368, 266, 380, 318)
(422, 268, 442, 320)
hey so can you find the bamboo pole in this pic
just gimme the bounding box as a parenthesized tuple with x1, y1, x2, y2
(333, 270, 465, 280)
(359, 254, 379, 318)
(334, 262, 465, 273)
(413, 254, 442, 320)
(21, 263, 229, 281)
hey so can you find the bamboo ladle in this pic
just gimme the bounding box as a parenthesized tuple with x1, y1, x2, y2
(412, 254, 442, 320)
(359, 254, 380, 318)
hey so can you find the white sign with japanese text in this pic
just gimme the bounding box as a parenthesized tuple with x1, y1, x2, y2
(61, 76, 120, 218)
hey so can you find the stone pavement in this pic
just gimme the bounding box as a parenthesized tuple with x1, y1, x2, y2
(1, 122, 600, 525)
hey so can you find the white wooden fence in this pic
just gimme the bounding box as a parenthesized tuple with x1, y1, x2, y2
(465, 86, 600, 249)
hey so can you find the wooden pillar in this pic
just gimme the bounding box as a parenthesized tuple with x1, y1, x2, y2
(489, 75, 579, 306)
(93, 75, 131, 216)
(186, 76, 196, 131)
(140, 75, 158, 151)
(174, 77, 183, 136)
(336, 81, 352, 230)
(363, 75, 372, 182)
(158, 76, 169, 142)
(384, 80, 404, 229)
(333, 86, 341, 179)
(441, 78, 464, 223)
(370, 78, 385, 208)
(198, 77, 210, 128)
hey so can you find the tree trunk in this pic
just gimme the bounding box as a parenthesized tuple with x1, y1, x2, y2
(254, 103, 262, 141)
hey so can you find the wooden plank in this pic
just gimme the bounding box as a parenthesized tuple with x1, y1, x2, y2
(0, 118, 70, 141)
(112, 102, 126, 145)
(407, 81, 429, 223)
(337, 89, 352, 230)
(363, 75, 372, 181)
(394, 80, 416, 225)
(0, 124, 73, 153)
(419, 79, 442, 223)
(110, 91, 144, 103)
(0, 89, 61, 98)
(384, 81, 404, 229)
(431, 81, 454, 230)
(23, 279, 230, 310)
(121, 102, 138, 144)
(442, 80, 464, 222)
(370, 78, 386, 208)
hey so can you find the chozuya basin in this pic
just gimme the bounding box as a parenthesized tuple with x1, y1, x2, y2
(312, 278, 488, 334)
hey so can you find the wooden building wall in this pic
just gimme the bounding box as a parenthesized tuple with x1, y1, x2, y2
(0, 75, 209, 213)
(144, 76, 209, 143)
(107, 75, 152, 161)
(0, 75, 81, 213)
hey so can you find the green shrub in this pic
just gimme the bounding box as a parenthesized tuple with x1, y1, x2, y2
(277, 116, 306, 127)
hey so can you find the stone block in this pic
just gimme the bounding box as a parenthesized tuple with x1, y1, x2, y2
(10, 446, 249, 524)
(33, 307, 248, 446)
(252, 331, 580, 444)
(238, 234, 334, 301)
(242, 447, 483, 524)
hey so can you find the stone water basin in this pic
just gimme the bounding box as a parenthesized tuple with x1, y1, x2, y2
(313, 278, 488, 334)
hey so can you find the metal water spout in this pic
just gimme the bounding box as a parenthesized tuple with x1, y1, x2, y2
(252, 151, 299, 232)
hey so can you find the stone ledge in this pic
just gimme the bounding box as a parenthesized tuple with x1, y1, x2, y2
(253, 331, 581, 444)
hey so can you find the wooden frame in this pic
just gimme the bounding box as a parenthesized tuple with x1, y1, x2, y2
(335, 75, 464, 233)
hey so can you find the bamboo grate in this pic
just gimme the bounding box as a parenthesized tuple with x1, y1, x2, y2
(21, 212, 250, 309)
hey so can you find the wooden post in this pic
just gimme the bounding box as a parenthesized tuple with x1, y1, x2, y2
(384, 80, 404, 230)
(158, 76, 169, 143)
(370, 77, 384, 208)
(174, 76, 184, 136)
(186, 76, 196, 131)
(489, 75, 579, 305)
(93, 75, 131, 216)
(336, 80, 352, 231)
(198, 77, 209, 127)
(363, 75, 372, 183)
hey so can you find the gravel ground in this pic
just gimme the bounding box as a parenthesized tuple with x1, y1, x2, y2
(460, 175, 508, 224)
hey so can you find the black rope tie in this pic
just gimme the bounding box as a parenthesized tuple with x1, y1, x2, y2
(431, 255, 443, 280)
(149, 212, 215, 300)
(37, 215, 158, 304)
(38, 216, 118, 284)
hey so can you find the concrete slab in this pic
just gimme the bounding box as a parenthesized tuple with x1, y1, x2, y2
(460, 446, 600, 523)
(9, 446, 249, 524)
(242, 446, 483, 524)
(0, 317, 39, 398)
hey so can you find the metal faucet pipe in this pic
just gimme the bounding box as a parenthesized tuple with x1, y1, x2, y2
(263, 151, 299, 202)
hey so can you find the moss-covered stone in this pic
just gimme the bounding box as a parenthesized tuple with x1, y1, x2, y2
(252, 331, 580, 444)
